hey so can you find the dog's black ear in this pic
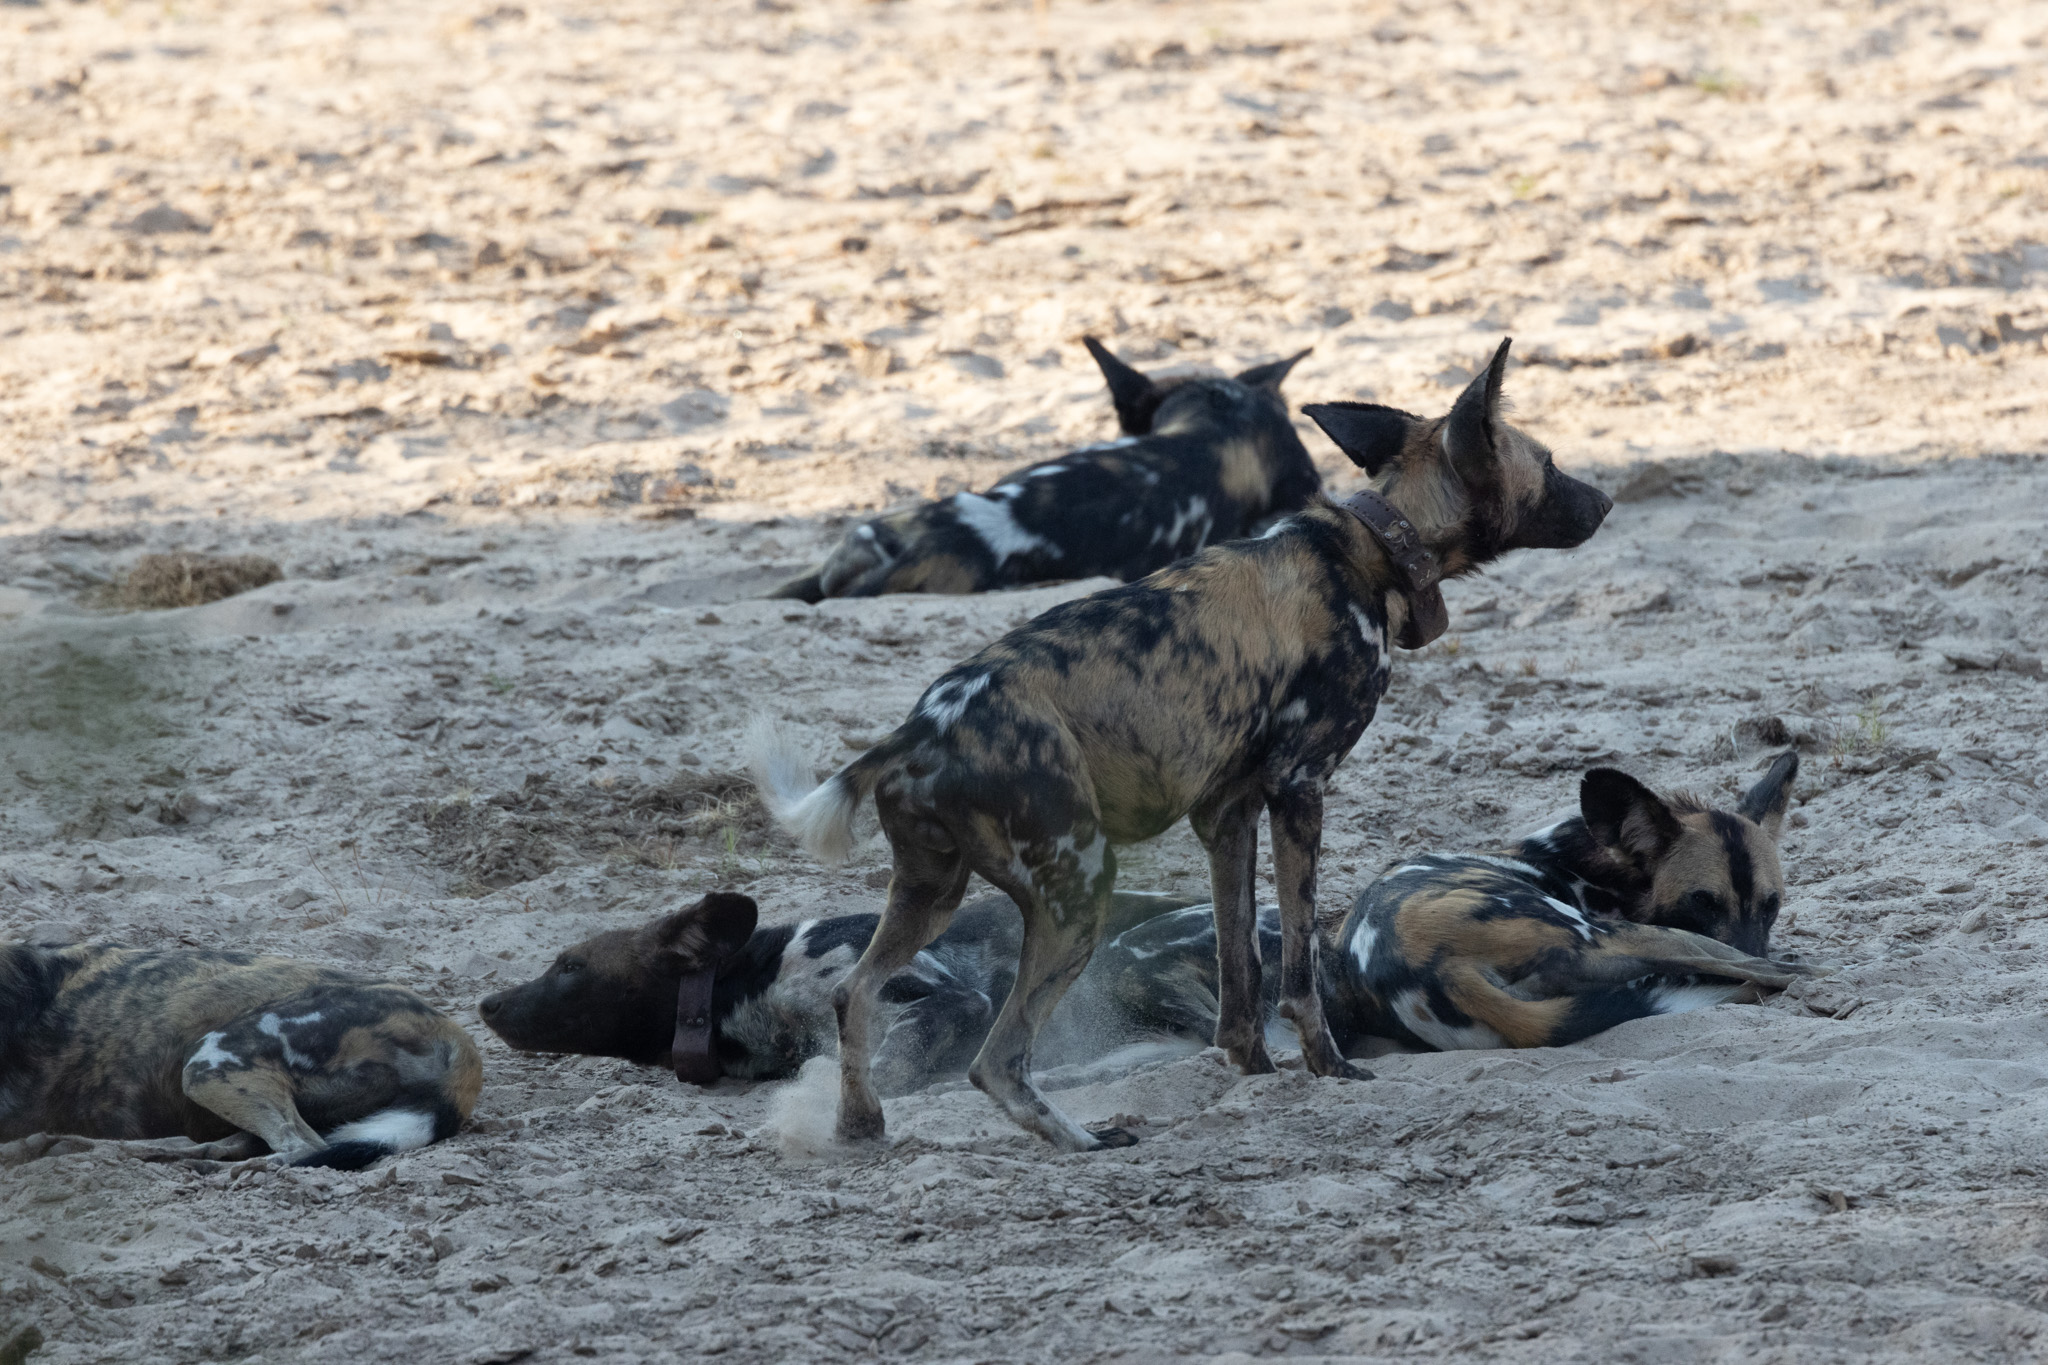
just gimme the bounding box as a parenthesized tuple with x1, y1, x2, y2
(1580, 767, 1683, 865)
(1083, 336, 1162, 435)
(1236, 348, 1312, 393)
(1442, 337, 1512, 487)
(1738, 750, 1800, 840)
(653, 892, 758, 967)
(1302, 402, 1418, 475)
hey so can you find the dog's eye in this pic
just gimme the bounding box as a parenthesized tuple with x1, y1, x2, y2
(1759, 893, 1782, 922)
(558, 958, 584, 975)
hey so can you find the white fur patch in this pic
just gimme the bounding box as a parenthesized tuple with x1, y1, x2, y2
(1648, 982, 1742, 1016)
(1050, 831, 1109, 889)
(951, 491, 1059, 565)
(323, 1108, 436, 1152)
(746, 716, 861, 864)
(1348, 922, 1378, 976)
(1541, 896, 1596, 941)
(1151, 496, 1212, 550)
(852, 522, 896, 566)
(1275, 698, 1309, 727)
(186, 1032, 240, 1073)
(1393, 990, 1504, 1051)
(919, 672, 990, 731)
(1348, 603, 1384, 650)
(1463, 853, 1546, 880)
(1109, 907, 1214, 961)
(257, 1011, 322, 1070)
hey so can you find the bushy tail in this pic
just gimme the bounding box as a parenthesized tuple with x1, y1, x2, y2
(293, 1106, 447, 1171)
(745, 716, 879, 865)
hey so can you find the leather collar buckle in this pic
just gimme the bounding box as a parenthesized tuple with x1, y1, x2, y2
(1336, 489, 1449, 650)
(671, 966, 721, 1086)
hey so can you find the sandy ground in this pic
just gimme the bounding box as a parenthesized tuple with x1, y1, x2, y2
(4, 0, 2048, 1360)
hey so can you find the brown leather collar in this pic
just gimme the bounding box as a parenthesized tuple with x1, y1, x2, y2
(671, 966, 721, 1086)
(1336, 489, 1448, 650)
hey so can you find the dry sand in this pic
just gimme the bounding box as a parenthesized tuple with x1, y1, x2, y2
(3, 0, 2047, 1359)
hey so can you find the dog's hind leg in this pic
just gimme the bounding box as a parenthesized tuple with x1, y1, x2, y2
(969, 877, 1129, 1150)
(832, 839, 970, 1142)
(181, 1035, 325, 1162)
(1192, 792, 1274, 1074)
(960, 814, 1133, 1150)
(1268, 783, 1371, 1080)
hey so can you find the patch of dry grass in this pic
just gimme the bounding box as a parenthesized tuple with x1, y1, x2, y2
(108, 552, 282, 610)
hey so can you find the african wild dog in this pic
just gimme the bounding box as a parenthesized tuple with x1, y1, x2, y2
(485, 759, 1810, 1097)
(1093, 753, 1815, 1054)
(767, 338, 1317, 603)
(478, 890, 1197, 1095)
(0, 944, 481, 1169)
(749, 337, 1613, 1151)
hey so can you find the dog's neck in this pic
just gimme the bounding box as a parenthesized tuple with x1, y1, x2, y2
(624, 928, 791, 1066)
(1497, 818, 1650, 919)
(1306, 496, 1434, 649)
(1364, 444, 1493, 581)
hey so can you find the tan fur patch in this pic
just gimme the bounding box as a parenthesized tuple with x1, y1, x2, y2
(1215, 437, 1273, 508)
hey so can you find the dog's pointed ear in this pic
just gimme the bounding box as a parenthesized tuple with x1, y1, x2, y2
(1580, 767, 1683, 865)
(653, 892, 758, 967)
(1442, 337, 1512, 486)
(1083, 336, 1162, 435)
(1302, 402, 1419, 475)
(1236, 348, 1312, 393)
(1738, 750, 1800, 840)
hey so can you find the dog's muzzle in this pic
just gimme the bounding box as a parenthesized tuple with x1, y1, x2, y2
(1337, 490, 1448, 649)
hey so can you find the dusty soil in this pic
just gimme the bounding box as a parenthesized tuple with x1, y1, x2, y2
(3, 0, 2047, 1360)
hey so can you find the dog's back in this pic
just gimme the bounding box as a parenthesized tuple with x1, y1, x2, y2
(1, 942, 479, 1166)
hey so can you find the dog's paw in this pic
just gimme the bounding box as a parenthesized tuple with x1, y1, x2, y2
(1227, 1044, 1278, 1075)
(1332, 1060, 1375, 1082)
(835, 1108, 887, 1144)
(1085, 1125, 1141, 1150)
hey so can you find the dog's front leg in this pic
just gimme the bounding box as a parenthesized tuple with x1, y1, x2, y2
(1268, 784, 1371, 1081)
(1193, 793, 1273, 1074)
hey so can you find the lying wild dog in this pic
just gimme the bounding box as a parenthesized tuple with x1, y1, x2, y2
(477, 890, 1198, 1093)
(767, 338, 1317, 603)
(749, 337, 1613, 1151)
(481, 759, 1810, 1095)
(0, 943, 480, 1169)
(1094, 753, 1817, 1053)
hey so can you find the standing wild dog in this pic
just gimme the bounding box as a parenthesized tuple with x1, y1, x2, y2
(750, 337, 1613, 1151)
(767, 338, 1317, 602)
(0, 944, 481, 1169)
(1096, 754, 1815, 1054)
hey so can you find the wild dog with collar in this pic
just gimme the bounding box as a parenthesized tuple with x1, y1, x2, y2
(767, 338, 1318, 603)
(1093, 753, 1816, 1055)
(477, 890, 1198, 1094)
(0, 943, 481, 1168)
(749, 337, 1614, 1152)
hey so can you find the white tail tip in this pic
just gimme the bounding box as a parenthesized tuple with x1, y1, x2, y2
(744, 715, 859, 865)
